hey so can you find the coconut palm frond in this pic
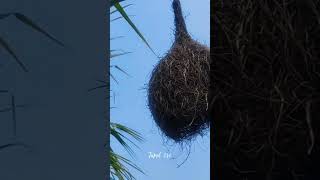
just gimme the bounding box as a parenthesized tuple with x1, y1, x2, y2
(110, 0, 156, 56)
(110, 149, 144, 174)
(111, 123, 144, 142)
(111, 4, 133, 14)
(109, 1, 150, 179)
(110, 122, 144, 157)
(110, 0, 126, 7)
(110, 122, 145, 180)
(110, 149, 135, 180)
(110, 148, 145, 180)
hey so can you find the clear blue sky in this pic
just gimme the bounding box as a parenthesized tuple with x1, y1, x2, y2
(110, 0, 210, 179)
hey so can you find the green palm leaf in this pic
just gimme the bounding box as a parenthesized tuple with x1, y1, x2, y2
(111, 4, 133, 14)
(110, 149, 136, 180)
(110, 122, 144, 156)
(110, 0, 156, 56)
(110, 0, 126, 7)
(110, 123, 145, 180)
(109, 0, 151, 179)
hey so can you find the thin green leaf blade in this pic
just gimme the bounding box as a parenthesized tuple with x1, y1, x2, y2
(111, 0, 157, 56)
(111, 4, 133, 14)
(110, 0, 126, 7)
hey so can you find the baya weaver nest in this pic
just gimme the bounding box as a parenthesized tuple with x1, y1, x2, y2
(147, 0, 211, 142)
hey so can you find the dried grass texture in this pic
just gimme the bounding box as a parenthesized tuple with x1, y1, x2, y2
(212, 0, 320, 179)
(148, 0, 210, 142)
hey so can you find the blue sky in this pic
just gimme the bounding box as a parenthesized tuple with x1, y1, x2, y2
(110, 0, 210, 179)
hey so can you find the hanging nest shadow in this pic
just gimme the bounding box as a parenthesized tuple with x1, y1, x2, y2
(212, 0, 320, 179)
(147, 0, 211, 142)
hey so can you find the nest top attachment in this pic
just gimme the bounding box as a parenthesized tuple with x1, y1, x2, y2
(172, 0, 190, 40)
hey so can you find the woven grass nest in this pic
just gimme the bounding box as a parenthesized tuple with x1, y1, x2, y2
(212, 0, 320, 179)
(148, 0, 211, 142)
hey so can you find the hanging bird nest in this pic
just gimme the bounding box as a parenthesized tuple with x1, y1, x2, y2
(212, 0, 320, 179)
(148, 0, 211, 142)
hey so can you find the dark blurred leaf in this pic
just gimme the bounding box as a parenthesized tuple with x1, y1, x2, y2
(109, 72, 119, 84)
(0, 12, 64, 72)
(111, 15, 135, 22)
(110, 52, 132, 58)
(110, 36, 124, 40)
(13, 13, 64, 46)
(0, 37, 28, 72)
(111, 16, 124, 22)
(114, 65, 131, 77)
(0, 142, 30, 150)
(0, 13, 10, 20)
(87, 85, 107, 92)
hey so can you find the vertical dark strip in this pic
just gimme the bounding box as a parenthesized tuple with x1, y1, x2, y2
(1, 0, 110, 179)
(210, 0, 213, 179)
(11, 95, 16, 137)
(106, 0, 110, 179)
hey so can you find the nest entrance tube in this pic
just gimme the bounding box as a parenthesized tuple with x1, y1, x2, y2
(147, 0, 211, 143)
